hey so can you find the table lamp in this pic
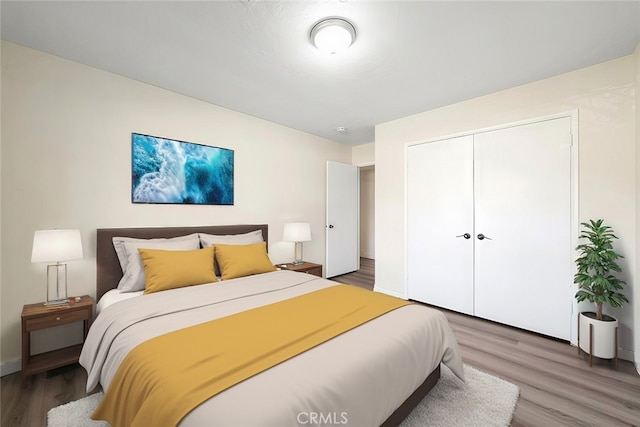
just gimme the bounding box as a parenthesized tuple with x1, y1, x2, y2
(283, 223, 311, 265)
(31, 229, 83, 305)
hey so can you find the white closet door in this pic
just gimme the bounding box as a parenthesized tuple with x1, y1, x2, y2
(474, 117, 572, 340)
(407, 136, 474, 314)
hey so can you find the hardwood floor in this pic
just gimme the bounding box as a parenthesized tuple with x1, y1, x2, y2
(1, 365, 93, 427)
(3, 258, 639, 426)
(446, 309, 640, 426)
(330, 257, 375, 289)
(334, 258, 640, 426)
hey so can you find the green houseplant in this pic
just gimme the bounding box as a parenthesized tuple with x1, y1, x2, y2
(574, 219, 628, 319)
(574, 219, 628, 363)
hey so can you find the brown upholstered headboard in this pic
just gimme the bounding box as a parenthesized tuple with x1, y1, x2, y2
(96, 224, 269, 300)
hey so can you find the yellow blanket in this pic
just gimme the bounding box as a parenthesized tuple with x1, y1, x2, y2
(91, 285, 411, 427)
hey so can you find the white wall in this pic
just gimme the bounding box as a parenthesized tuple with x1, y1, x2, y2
(376, 55, 636, 360)
(0, 42, 351, 368)
(360, 166, 375, 259)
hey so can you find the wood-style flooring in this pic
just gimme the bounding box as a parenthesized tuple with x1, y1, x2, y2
(333, 258, 640, 426)
(329, 257, 376, 289)
(1, 365, 94, 427)
(3, 257, 639, 426)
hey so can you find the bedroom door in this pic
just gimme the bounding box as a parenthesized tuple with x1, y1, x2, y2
(407, 135, 475, 315)
(326, 161, 359, 278)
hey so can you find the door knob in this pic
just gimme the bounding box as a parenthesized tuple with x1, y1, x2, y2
(477, 233, 492, 240)
(456, 233, 471, 239)
(328, 224, 335, 229)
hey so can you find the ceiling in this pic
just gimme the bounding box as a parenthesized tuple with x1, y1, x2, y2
(2, 1, 639, 146)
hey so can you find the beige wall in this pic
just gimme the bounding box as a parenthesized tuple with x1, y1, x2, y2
(360, 166, 375, 259)
(376, 55, 636, 360)
(352, 142, 374, 166)
(353, 143, 375, 259)
(351, 143, 375, 259)
(0, 42, 350, 369)
(0, 41, 3, 379)
(635, 43, 640, 373)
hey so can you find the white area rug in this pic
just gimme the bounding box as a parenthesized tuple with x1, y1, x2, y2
(48, 364, 518, 427)
(401, 365, 519, 427)
(48, 392, 107, 427)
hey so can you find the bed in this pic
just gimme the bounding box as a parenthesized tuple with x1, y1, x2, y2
(80, 224, 463, 426)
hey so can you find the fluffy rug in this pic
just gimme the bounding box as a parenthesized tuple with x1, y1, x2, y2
(400, 365, 519, 427)
(48, 392, 107, 427)
(48, 364, 518, 427)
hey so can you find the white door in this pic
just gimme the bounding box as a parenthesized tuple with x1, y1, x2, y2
(474, 117, 572, 340)
(407, 135, 475, 315)
(326, 161, 359, 278)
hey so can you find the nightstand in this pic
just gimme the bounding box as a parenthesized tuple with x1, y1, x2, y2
(279, 261, 323, 277)
(21, 295, 93, 378)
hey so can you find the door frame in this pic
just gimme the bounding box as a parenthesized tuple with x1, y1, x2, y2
(404, 110, 580, 344)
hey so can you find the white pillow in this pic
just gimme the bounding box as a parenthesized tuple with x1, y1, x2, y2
(198, 230, 263, 248)
(114, 235, 201, 292)
(112, 234, 199, 274)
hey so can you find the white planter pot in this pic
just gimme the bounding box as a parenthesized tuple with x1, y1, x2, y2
(578, 312, 618, 359)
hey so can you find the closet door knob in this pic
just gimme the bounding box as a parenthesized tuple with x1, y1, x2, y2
(456, 233, 471, 239)
(477, 233, 492, 240)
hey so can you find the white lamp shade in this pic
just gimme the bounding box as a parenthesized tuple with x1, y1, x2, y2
(283, 223, 311, 242)
(31, 229, 83, 263)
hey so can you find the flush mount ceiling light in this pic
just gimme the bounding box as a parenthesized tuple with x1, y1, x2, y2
(310, 17, 356, 54)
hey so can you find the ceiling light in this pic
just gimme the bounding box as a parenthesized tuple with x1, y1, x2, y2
(310, 17, 356, 54)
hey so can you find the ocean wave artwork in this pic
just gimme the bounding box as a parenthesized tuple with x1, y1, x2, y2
(131, 133, 234, 205)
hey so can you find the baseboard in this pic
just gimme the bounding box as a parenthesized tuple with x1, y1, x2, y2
(373, 285, 407, 300)
(1, 359, 21, 377)
(618, 348, 634, 363)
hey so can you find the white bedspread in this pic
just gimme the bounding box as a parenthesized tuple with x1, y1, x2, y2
(95, 289, 143, 316)
(80, 271, 463, 426)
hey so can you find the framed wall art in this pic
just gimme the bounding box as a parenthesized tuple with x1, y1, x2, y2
(131, 133, 234, 205)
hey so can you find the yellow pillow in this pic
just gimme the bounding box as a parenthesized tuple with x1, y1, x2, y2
(214, 242, 276, 280)
(138, 246, 216, 294)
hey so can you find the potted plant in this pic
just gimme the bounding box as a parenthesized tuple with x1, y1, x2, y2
(574, 219, 628, 364)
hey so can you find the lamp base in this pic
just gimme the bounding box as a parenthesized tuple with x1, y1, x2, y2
(44, 299, 69, 306)
(46, 263, 68, 305)
(292, 242, 305, 266)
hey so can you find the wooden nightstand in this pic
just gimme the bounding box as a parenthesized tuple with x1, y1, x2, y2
(21, 295, 93, 378)
(279, 261, 323, 277)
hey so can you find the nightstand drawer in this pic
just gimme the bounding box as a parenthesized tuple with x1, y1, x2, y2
(299, 266, 322, 277)
(25, 309, 88, 331)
